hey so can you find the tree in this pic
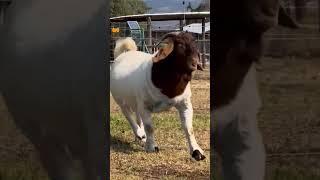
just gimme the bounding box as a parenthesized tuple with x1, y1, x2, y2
(193, 0, 210, 11)
(110, 0, 151, 17)
(186, 0, 210, 24)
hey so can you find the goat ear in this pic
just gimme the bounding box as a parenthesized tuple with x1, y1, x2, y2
(152, 38, 174, 62)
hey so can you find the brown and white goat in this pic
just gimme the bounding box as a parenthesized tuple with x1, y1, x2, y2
(110, 32, 206, 161)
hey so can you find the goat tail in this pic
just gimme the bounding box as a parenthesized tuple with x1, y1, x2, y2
(113, 37, 137, 60)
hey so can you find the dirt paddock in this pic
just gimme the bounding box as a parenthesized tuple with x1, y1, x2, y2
(110, 69, 210, 179)
(0, 56, 319, 179)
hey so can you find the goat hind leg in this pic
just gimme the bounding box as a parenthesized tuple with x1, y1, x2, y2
(118, 103, 145, 140)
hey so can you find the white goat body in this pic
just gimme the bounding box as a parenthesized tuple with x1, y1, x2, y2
(110, 35, 205, 160)
(111, 50, 191, 113)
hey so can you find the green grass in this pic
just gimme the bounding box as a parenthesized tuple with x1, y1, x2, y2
(110, 111, 210, 179)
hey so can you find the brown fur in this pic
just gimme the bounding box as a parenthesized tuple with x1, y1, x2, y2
(151, 32, 201, 98)
(212, 32, 263, 109)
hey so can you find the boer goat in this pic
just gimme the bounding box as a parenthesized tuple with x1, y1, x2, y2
(110, 32, 206, 161)
(0, 0, 107, 179)
(212, 1, 299, 180)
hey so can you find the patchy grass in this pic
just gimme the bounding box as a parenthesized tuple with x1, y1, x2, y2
(110, 113, 210, 179)
(0, 95, 48, 179)
(0, 163, 49, 180)
(2, 55, 320, 180)
(212, 57, 320, 180)
(257, 57, 320, 180)
(110, 69, 210, 179)
(269, 167, 320, 180)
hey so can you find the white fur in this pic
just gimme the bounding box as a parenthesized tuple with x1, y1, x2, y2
(113, 37, 137, 59)
(110, 40, 204, 158)
(214, 64, 265, 180)
(214, 64, 261, 124)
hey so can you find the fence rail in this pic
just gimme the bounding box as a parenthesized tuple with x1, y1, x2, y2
(262, 3, 320, 57)
(110, 22, 210, 66)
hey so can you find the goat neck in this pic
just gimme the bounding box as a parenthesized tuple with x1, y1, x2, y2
(151, 54, 192, 99)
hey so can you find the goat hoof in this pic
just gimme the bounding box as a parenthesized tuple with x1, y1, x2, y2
(154, 146, 159, 152)
(136, 128, 146, 141)
(136, 135, 146, 141)
(192, 150, 206, 161)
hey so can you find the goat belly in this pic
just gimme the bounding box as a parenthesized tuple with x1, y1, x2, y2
(145, 100, 174, 113)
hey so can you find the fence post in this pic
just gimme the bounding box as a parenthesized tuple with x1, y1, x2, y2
(180, 19, 183, 31)
(0, 0, 11, 25)
(319, 0, 320, 32)
(201, 17, 206, 69)
(147, 17, 153, 53)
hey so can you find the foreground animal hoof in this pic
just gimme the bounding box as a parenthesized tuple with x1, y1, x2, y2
(192, 150, 206, 161)
(154, 146, 159, 152)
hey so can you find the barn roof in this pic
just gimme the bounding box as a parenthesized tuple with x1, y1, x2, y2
(182, 22, 210, 34)
(110, 12, 210, 22)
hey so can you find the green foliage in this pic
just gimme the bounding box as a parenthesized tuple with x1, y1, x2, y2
(110, 0, 151, 17)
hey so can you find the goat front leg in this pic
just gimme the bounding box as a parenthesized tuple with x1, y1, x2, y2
(176, 98, 206, 161)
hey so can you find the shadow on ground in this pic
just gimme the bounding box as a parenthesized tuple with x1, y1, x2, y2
(110, 136, 141, 154)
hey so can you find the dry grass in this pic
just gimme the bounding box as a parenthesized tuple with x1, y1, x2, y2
(257, 57, 320, 179)
(110, 69, 211, 179)
(1, 55, 320, 179)
(0, 95, 49, 179)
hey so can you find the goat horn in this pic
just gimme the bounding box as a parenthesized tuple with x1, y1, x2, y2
(155, 31, 181, 48)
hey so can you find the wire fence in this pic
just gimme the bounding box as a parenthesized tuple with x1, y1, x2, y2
(264, 2, 320, 57)
(110, 21, 210, 66)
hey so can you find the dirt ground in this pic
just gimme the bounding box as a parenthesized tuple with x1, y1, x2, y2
(110, 69, 210, 179)
(257, 57, 320, 179)
(0, 56, 319, 179)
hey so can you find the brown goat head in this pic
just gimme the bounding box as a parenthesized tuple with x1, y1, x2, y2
(152, 32, 203, 72)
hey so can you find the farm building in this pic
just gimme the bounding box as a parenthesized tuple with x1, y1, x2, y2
(109, 12, 210, 67)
